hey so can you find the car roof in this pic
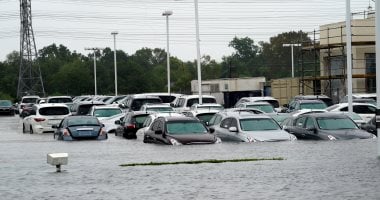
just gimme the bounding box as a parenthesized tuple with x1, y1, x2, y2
(331, 102, 376, 107)
(296, 99, 325, 103)
(301, 112, 351, 118)
(178, 94, 215, 99)
(77, 101, 105, 105)
(160, 116, 199, 122)
(47, 96, 72, 99)
(294, 95, 331, 99)
(241, 101, 271, 105)
(129, 94, 161, 99)
(22, 95, 40, 99)
(34, 103, 69, 108)
(142, 103, 171, 107)
(241, 96, 278, 101)
(92, 105, 122, 109)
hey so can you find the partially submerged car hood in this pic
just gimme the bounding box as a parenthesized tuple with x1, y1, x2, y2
(169, 133, 217, 144)
(243, 129, 291, 142)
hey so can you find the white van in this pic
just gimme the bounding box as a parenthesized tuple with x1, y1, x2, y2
(172, 95, 217, 113)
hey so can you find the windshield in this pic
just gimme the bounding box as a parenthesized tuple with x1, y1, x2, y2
(22, 98, 38, 103)
(317, 117, 358, 130)
(0, 100, 12, 106)
(300, 103, 327, 110)
(196, 113, 216, 124)
(94, 108, 122, 117)
(240, 118, 280, 131)
(186, 98, 216, 107)
(48, 98, 73, 103)
(166, 121, 208, 135)
(247, 105, 275, 113)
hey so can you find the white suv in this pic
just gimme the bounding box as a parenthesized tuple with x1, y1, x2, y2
(22, 103, 71, 134)
(172, 95, 217, 113)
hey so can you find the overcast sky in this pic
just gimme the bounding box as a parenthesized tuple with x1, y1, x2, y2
(0, 0, 374, 62)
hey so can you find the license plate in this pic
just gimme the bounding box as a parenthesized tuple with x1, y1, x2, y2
(78, 131, 93, 136)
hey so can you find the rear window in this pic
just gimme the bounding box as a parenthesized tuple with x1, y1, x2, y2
(159, 96, 176, 103)
(48, 98, 73, 103)
(133, 115, 150, 129)
(131, 99, 162, 111)
(39, 107, 69, 115)
(22, 98, 38, 103)
(186, 98, 216, 107)
(0, 100, 12, 106)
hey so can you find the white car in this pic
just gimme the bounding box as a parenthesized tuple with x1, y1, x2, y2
(235, 101, 276, 113)
(22, 103, 71, 134)
(210, 111, 296, 142)
(100, 112, 125, 134)
(326, 103, 377, 123)
(190, 103, 223, 112)
(88, 105, 123, 120)
(171, 94, 217, 113)
(234, 96, 281, 112)
(18, 95, 40, 114)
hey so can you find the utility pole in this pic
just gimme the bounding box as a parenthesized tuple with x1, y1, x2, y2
(17, 0, 45, 98)
(283, 43, 301, 78)
(85, 48, 104, 95)
(111, 32, 118, 96)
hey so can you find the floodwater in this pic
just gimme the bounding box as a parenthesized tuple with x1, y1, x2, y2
(0, 115, 379, 200)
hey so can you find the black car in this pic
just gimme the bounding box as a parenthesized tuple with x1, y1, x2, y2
(0, 100, 15, 115)
(283, 113, 376, 140)
(360, 116, 379, 136)
(119, 94, 162, 111)
(53, 115, 108, 141)
(143, 116, 220, 145)
(115, 111, 155, 139)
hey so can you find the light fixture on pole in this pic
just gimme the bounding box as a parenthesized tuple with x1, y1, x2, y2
(85, 47, 104, 95)
(283, 43, 301, 78)
(111, 31, 118, 96)
(162, 10, 173, 94)
(194, 0, 202, 104)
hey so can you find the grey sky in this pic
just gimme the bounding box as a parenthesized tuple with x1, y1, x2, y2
(0, 0, 373, 62)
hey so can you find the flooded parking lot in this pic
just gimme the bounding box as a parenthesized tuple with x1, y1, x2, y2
(1, 115, 380, 200)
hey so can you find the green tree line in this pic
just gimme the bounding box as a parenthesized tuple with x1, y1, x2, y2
(0, 31, 315, 101)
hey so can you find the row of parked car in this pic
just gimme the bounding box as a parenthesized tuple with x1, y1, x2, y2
(7, 92, 379, 144)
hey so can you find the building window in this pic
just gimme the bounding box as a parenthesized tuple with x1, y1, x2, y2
(365, 53, 375, 93)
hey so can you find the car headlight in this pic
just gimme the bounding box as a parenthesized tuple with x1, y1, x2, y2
(327, 135, 337, 141)
(169, 138, 182, 146)
(372, 134, 377, 139)
(289, 134, 297, 141)
(215, 137, 222, 144)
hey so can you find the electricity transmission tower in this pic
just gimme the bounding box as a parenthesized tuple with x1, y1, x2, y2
(17, 0, 45, 98)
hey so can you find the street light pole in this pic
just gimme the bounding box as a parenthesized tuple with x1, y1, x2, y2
(162, 11, 173, 94)
(375, 0, 380, 158)
(111, 31, 118, 96)
(85, 47, 104, 96)
(283, 43, 301, 78)
(194, 0, 202, 104)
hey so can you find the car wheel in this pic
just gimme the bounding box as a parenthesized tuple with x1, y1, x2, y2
(126, 132, 136, 139)
(22, 124, 26, 133)
(30, 126, 34, 134)
(143, 135, 149, 143)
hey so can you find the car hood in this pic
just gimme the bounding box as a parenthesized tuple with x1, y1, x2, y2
(318, 129, 374, 139)
(242, 129, 291, 142)
(68, 126, 101, 138)
(168, 133, 217, 144)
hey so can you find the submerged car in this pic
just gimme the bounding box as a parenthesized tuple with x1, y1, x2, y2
(360, 116, 379, 136)
(22, 103, 71, 134)
(0, 100, 15, 115)
(211, 112, 295, 142)
(143, 116, 220, 145)
(115, 111, 155, 139)
(283, 113, 376, 140)
(53, 115, 108, 140)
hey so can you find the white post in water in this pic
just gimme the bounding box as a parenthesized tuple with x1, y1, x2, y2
(346, 0, 353, 114)
(194, 0, 202, 104)
(376, 0, 380, 158)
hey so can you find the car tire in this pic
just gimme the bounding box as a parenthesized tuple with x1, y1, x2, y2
(143, 135, 149, 143)
(30, 126, 34, 134)
(22, 124, 26, 133)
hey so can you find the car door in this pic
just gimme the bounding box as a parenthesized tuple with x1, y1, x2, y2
(217, 118, 240, 141)
(288, 116, 307, 139)
(303, 117, 321, 140)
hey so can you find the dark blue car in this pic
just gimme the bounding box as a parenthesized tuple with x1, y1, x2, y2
(53, 115, 108, 141)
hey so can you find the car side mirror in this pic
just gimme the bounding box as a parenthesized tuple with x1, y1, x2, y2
(229, 127, 238, 132)
(209, 127, 215, 133)
(115, 120, 121, 125)
(155, 130, 163, 135)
